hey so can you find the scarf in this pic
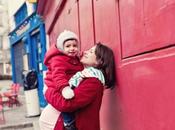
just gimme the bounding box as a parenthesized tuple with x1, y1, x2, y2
(69, 67, 105, 88)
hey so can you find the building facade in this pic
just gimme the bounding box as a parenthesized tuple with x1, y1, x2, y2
(8, 0, 47, 107)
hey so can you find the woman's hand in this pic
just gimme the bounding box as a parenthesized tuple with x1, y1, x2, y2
(61, 86, 75, 99)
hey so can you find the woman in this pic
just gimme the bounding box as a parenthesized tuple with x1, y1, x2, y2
(45, 42, 116, 130)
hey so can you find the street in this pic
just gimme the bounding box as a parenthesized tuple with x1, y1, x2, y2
(0, 80, 40, 130)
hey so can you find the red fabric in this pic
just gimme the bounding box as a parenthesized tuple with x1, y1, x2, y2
(45, 78, 104, 130)
(44, 44, 83, 90)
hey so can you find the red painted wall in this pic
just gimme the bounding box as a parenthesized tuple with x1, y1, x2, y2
(37, 0, 175, 130)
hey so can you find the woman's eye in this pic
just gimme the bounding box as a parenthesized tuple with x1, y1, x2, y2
(90, 50, 94, 53)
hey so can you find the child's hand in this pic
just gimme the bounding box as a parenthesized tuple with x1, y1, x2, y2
(62, 86, 75, 99)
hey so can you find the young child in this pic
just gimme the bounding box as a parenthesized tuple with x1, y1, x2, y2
(39, 30, 83, 130)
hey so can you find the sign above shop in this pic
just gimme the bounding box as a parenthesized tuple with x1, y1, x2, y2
(9, 13, 43, 44)
(27, 0, 37, 3)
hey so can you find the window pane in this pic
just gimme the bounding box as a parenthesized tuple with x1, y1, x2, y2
(14, 3, 28, 25)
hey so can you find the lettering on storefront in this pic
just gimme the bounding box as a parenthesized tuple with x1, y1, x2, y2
(16, 22, 30, 36)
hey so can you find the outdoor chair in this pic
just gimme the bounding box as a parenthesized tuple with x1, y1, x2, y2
(3, 83, 21, 107)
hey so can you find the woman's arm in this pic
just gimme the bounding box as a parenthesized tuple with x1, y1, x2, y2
(45, 78, 103, 112)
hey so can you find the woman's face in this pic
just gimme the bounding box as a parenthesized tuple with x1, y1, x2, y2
(80, 46, 98, 67)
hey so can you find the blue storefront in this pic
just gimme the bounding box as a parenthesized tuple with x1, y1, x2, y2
(9, 12, 47, 107)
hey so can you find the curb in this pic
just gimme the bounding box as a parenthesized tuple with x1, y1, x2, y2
(0, 122, 33, 130)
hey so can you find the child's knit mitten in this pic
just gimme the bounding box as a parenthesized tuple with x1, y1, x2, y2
(61, 86, 75, 99)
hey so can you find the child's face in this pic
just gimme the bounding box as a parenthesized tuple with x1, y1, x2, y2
(63, 39, 79, 56)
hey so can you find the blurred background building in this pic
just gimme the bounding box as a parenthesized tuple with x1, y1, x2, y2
(8, 0, 47, 107)
(0, 0, 11, 76)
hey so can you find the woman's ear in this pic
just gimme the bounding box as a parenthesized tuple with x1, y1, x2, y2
(96, 59, 103, 67)
(93, 60, 99, 67)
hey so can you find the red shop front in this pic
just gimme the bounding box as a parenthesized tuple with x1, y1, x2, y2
(37, 0, 175, 130)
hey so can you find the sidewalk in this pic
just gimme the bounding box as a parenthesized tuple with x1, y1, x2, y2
(0, 80, 40, 130)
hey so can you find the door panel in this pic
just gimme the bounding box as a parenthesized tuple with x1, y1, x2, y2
(31, 33, 46, 107)
(78, 0, 95, 51)
(13, 42, 24, 85)
(120, 0, 175, 58)
(120, 0, 145, 57)
(93, 0, 119, 54)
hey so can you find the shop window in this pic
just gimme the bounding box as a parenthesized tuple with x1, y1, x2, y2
(14, 3, 28, 26)
(33, 3, 37, 11)
(0, 36, 2, 49)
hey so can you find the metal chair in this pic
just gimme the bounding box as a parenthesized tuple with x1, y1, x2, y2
(3, 83, 21, 107)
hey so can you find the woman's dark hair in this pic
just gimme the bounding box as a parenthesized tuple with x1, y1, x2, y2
(95, 42, 116, 89)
